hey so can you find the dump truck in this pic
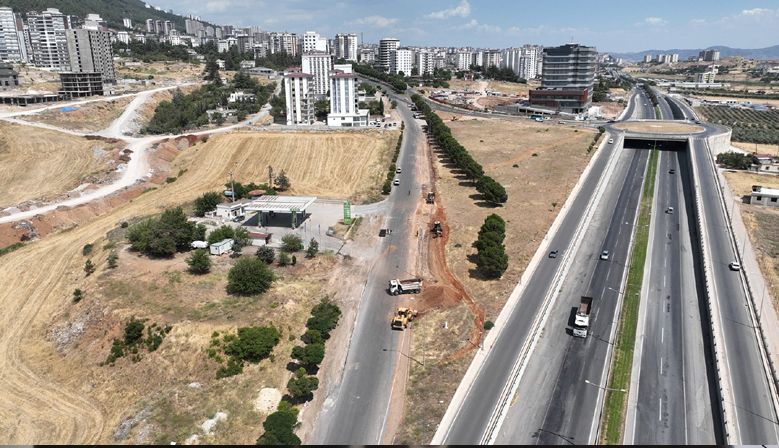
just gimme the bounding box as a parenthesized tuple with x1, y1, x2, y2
(432, 221, 443, 238)
(572, 296, 593, 338)
(389, 278, 422, 295)
(426, 192, 435, 204)
(391, 307, 419, 329)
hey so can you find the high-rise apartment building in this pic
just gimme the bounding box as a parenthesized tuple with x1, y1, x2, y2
(643, 54, 651, 63)
(0, 7, 27, 63)
(327, 64, 369, 127)
(416, 50, 434, 75)
(284, 68, 315, 125)
(390, 48, 412, 76)
(270, 32, 298, 55)
(302, 31, 327, 53)
(482, 49, 501, 68)
(334, 33, 357, 61)
(123, 18, 132, 28)
(379, 38, 399, 71)
(699, 49, 720, 61)
(359, 48, 375, 64)
(529, 43, 597, 114)
(27, 8, 73, 70)
(456, 51, 472, 70)
(66, 28, 115, 82)
(146, 19, 155, 33)
(518, 46, 539, 80)
(83, 14, 106, 31)
(302, 51, 332, 96)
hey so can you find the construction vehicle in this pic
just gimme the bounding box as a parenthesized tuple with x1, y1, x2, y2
(572, 296, 593, 338)
(451, 115, 459, 121)
(388, 278, 422, 295)
(432, 221, 443, 238)
(426, 192, 435, 204)
(391, 307, 419, 329)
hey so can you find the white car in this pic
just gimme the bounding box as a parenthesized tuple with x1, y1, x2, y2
(600, 250, 610, 260)
(393, 178, 400, 186)
(667, 206, 674, 214)
(396, 167, 402, 173)
(608, 139, 614, 144)
(729, 262, 741, 271)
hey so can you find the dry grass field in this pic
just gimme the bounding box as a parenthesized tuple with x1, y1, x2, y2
(732, 142, 779, 154)
(0, 122, 124, 209)
(395, 115, 598, 444)
(612, 121, 704, 134)
(17, 98, 134, 133)
(0, 129, 390, 444)
(487, 80, 530, 96)
(723, 171, 779, 198)
(173, 131, 396, 203)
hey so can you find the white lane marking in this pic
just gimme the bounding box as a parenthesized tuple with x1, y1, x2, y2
(661, 327, 664, 344)
(663, 275, 666, 288)
(661, 357, 663, 375)
(659, 398, 663, 421)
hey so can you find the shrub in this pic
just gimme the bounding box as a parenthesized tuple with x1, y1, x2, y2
(107, 252, 118, 268)
(120, 221, 129, 228)
(300, 330, 323, 345)
(227, 258, 275, 295)
(223, 325, 281, 363)
(208, 225, 235, 245)
(291, 255, 297, 266)
(281, 234, 303, 252)
(291, 342, 325, 366)
(256, 246, 276, 264)
(256, 406, 300, 445)
(186, 249, 212, 274)
(275, 170, 291, 191)
(278, 252, 290, 266)
(193, 191, 222, 217)
(73, 288, 83, 303)
(484, 320, 495, 330)
(82, 243, 93, 256)
(306, 299, 342, 336)
(124, 318, 146, 345)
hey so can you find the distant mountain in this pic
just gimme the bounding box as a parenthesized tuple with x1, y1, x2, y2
(3, 0, 191, 31)
(608, 45, 779, 62)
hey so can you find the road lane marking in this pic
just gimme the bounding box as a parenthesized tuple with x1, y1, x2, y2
(661, 357, 663, 375)
(659, 398, 662, 421)
(661, 327, 664, 344)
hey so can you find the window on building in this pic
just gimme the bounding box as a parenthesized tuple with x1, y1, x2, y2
(756, 196, 763, 201)
(772, 198, 778, 203)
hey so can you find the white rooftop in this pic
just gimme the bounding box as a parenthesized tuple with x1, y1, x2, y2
(244, 195, 318, 213)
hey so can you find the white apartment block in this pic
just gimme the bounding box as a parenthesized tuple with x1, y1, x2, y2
(359, 48, 375, 63)
(334, 33, 357, 61)
(302, 51, 332, 96)
(302, 31, 327, 53)
(328, 64, 369, 127)
(270, 32, 297, 56)
(416, 50, 434, 75)
(456, 51, 473, 70)
(284, 68, 315, 125)
(0, 7, 28, 63)
(519, 46, 538, 79)
(390, 48, 412, 76)
(669, 53, 679, 63)
(66, 28, 116, 82)
(27, 9, 72, 70)
(117, 31, 131, 44)
(379, 38, 399, 70)
(643, 54, 651, 63)
(482, 49, 501, 68)
(83, 14, 106, 31)
(122, 18, 132, 28)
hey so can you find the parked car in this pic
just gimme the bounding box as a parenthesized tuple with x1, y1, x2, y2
(379, 229, 387, 237)
(396, 167, 402, 173)
(393, 178, 400, 186)
(729, 262, 741, 271)
(549, 250, 559, 258)
(600, 250, 610, 260)
(233, 215, 245, 222)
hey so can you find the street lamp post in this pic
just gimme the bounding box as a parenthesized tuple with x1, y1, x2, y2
(585, 379, 626, 392)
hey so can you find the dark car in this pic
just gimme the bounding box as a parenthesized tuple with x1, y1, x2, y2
(232, 215, 245, 222)
(379, 229, 387, 237)
(607, 119, 616, 123)
(549, 250, 559, 258)
(669, 168, 675, 174)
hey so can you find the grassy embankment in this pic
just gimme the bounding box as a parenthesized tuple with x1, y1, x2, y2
(601, 148, 659, 443)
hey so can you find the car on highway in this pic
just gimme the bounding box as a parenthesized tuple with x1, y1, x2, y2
(666, 206, 674, 214)
(379, 229, 387, 237)
(393, 178, 400, 186)
(549, 250, 559, 258)
(600, 250, 610, 260)
(729, 262, 741, 271)
(396, 167, 402, 173)
(608, 139, 614, 144)
(669, 168, 675, 174)
(607, 119, 616, 123)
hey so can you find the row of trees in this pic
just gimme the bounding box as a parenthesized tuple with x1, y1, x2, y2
(351, 63, 407, 93)
(475, 214, 509, 278)
(641, 84, 659, 107)
(382, 128, 404, 194)
(411, 94, 508, 204)
(256, 298, 342, 445)
(716, 151, 754, 169)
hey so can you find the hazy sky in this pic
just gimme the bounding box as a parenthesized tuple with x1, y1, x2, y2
(149, 0, 779, 53)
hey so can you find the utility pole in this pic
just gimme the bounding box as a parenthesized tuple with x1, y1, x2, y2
(228, 171, 235, 201)
(268, 165, 274, 188)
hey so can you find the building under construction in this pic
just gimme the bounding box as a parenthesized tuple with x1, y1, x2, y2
(58, 72, 103, 98)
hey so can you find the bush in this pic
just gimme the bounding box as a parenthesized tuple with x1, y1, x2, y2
(193, 191, 222, 217)
(216, 358, 243, 379)
(278, 252, 291, 266)
(84, 259, 95, 275)
(275, 170, 291, 191)
(82, 243, 93, 256)
(306, 238, 319, 258)
(256, 246, 276, 264)
(300, 329, 323, 345)
(287, 368, 319, 399)
(186, 249, 212, 274)
(73, 288, 83, 303)
(306, 299, 342, 335)
(107, 252, 118, 268)
(227, 258, 275, 295)
(223, 325, 281, 363)
(127, 207, 201, 257)
(281, 234, 303, 252)
(208, 225, 235, 245)
(291, 255, 297, 266)
(256, 406, 300, 445)
(484, 320, 495, 330)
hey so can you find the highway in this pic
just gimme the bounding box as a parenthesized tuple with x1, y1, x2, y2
(310, 101, 426, 444)
(436, 91, 644, 444)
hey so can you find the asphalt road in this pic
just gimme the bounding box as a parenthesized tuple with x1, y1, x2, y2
(311, 101, 426, 444)
(438, 91, 642, 444)
(631, 144, 717, 444)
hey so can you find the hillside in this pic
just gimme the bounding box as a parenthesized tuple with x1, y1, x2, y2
(609, 44, 779, 62)
(3, 0, 190, 31)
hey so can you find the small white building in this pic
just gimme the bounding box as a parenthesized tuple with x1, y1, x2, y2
(215, 200, 249, 219)
(210, 238, 234, 255)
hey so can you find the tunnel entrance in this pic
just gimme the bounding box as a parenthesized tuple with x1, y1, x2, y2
(623, 138, 689, 151)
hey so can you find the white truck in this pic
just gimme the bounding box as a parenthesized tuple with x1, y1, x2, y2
(388, 278, 422, 295)
(572, 296, 593, 338)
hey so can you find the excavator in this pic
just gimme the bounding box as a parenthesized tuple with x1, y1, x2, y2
(426, 192, 435, 204)
(391, 307, 419, 329)
(431, 221, 443, 239)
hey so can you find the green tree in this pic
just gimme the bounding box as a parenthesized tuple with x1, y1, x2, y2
(306, 299, 342, 335)
(300, 329, 323, 345)
(224, 325, 281, 363)
(275, 170, 291, 191)
(107, 252, 118, 269)
(287, 368, 319, 399)
(73, 288, 83, 303)
(208, 225, 235, 245)
(84, 259, 95, 275)
(476, 176, 508, 204)
(227, 258, 275, 295)
(291, 342, 325, 366)
(186, 249, 212, 274)
(476, 243, 509, 279)
(306, 238, 319, 258)
(281, 234, 302, 252)
(256, 406, 301, 445)
(193, 191, 222, 216)
(256, 245, 276, 264)
(232, 226, 251, 253)
(277, 252, 291, 266)
(124, 318, 145, 346)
